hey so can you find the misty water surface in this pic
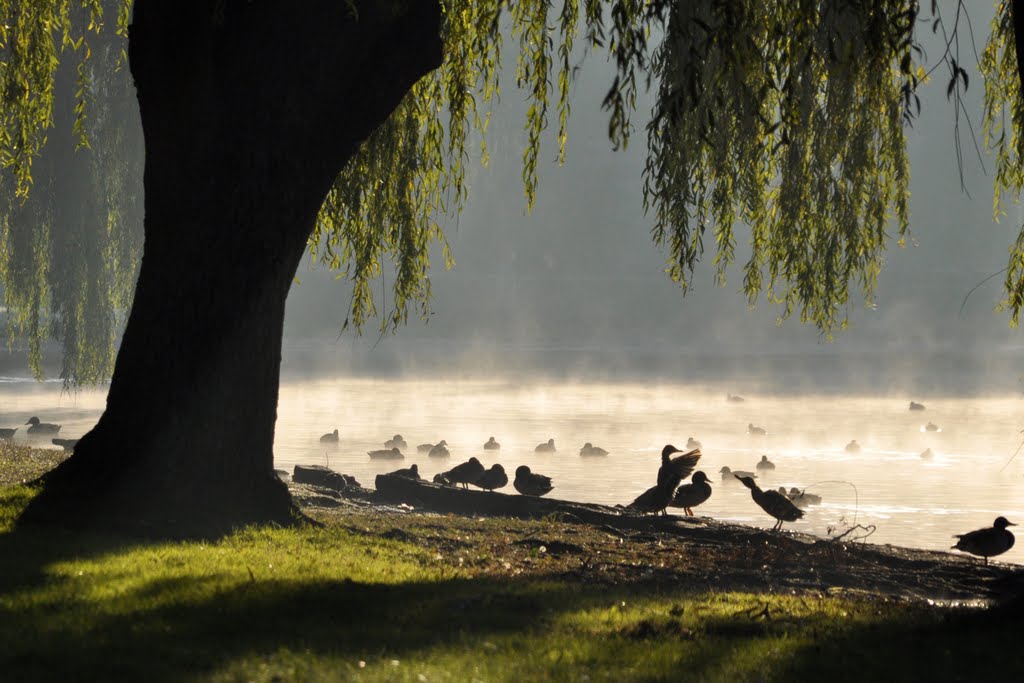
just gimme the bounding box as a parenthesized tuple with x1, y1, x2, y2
(2, 375, 1022, 565)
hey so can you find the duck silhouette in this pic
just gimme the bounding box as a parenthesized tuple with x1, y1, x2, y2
(727, 393, 745, 403)
(844, 440, 861, 453)
(320, 429, 340, 444)
(514, 465, 553, 497)
(686, 437, 702, 450)
(920, 448, 934, 461)
(627, 483, 675, 516)
(429, 440, 450, 458)
(443, 457, 485, 489)
(387, 463, 421, 480)
(952, 517, 1016, 565)
(483, 436, 501, 450)
(579, 442, 609, 457)
(25, 417, 61, 435)
(781, 487, 821, 508)
(535, 438, 556, 453)
(417, 442, 436, 453)
(736, 475, 803, 530)
(385, 434, 408, 449)
(368, 447, 403, 460)
(755, 455, 775, 471)
(475, 464, 508, 491)
(51, 438, 79, 451)
(0, 428, 17, 440)
(719, 466, 755, 481)
(909, 401, 926, 411)
(924, 422, 940, 432)
(669, 471, 712, 515)
(657, 445, 701, 490)
(747, 423, 766, 436)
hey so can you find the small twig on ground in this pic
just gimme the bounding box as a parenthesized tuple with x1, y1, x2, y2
(828, 524, 877, 543)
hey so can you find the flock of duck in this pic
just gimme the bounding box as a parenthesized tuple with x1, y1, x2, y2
(0, 417, 78, 451)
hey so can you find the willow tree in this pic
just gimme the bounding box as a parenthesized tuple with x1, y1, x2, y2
(4, 0, 1023, 534)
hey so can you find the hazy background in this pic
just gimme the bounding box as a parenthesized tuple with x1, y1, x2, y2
(281, 4, 1024, 395)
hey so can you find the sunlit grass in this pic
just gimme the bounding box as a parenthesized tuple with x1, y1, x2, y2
(0, 482, 1019, 682)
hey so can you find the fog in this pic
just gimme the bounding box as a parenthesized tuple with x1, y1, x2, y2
(282, 4, 1024, 395)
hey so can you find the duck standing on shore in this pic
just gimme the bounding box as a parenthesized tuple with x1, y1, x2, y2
(514, 466, 554, 497)
(627, 483, 675, 516)
(747, 423, 766, 436)
(25, 417, 61, 435)
(442, 457, 485, 489)
(429, 440, 450, 458)
(475, 464, 508, 491)
(952, 517, 1016, 565)
(657, 445, 701, 491)
(736, 475, 803, 530)
(483, 437, 501, 450)
(535, 438, 556, 453)
(320, 429, 340, 444)
(579, 442, 609, 457)
(388, 464, 421, 480)
(755, 455, 775, 471)
(669, 472, 712, 515)
(368, 447, 404, 460)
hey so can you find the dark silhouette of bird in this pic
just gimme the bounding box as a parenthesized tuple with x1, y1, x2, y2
(953, 517, 1016, 565)
(417, 442, 435, 453)
(25, 417, 60, 435)
(443, 457, 485, 489)
(736, 475, 803, 530)
(385, 434, 408, 449)
(719, 466, 755, 481)
(429, 440, 450, 458)
(670, 471, 712, 515)
(925, 422, 940, 432)
(484, 436, 501, 450)
(387, 464, 420, 480)
(514, 465, 553, 496)
(627, 483, 676, 515)
(845, 440, 860, 453)
(727, 393, 745, 403)
(0, 428, 17, 440)
(320, 429, 339, 444)
(535, 438, 556, 453)
(686, 437, 702, 450)
(432, 473, 450, 485)
(920, 448, 934, 461)
(781, 487, 821, 508)
(909, 401, 925, 411)
(657, 445, 701, 490)
(579, 442, 609, 457)
(475, 464, 508, 491)
(755, 455, 775, 471)
(747, 423, 766, 436)
(368, 447, 403, 460)
(52, 438, 79, 451)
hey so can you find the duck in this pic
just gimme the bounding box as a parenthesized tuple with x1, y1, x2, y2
(920, 448, 934, 461)
(782, 487, 821, 508)
(747, 423, 766, 436)
(0, 428, 16, 440)
(428, 440, 450, 458)
(25, 417, 61, 435)
(475, 464, 508, 491)
(686, 437, 702, 450)
(483, 436, 501, 450)
(387, 463, 421, 480)
(579, 442, 609, 457)
(924, 422, 940, 432)
(736, 475, 804, 530)
(727, 393, 745, 403)
(627, 482, 675, 516)
(657, 445, 701, 491)
(952, 517, 1016, 565)
(719, 466, 756, 481)
(514, 465, 554, 497)
(909, 401, 926, 411)
(845, 440, 861, 453)
(669, 471, 712, 515)
(432, 472, 450, 485)
(417, 442, 436, 453)
(755, 455, 775, 471)
(535, 438, 556, 453)
(442, 457, 485, 489)
(385, 434, 408, 449)
(368, 447, 404, 460)
(51, 438, 79, 451)
(320, 429, 340, 444)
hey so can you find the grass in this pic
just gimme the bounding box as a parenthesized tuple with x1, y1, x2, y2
(0, 447, 1019, 681)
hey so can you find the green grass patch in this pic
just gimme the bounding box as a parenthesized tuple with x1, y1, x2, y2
(0, 485, 1018, 682)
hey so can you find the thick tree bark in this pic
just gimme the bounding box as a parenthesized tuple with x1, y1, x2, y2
(20, 0, 443, 536)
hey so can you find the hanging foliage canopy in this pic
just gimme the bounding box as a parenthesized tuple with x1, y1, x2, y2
(2, 0, 1022, 382)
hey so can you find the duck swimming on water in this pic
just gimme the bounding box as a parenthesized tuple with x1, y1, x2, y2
(385, 434, 408, 449)
(736, 475, 804, 530)
(483, 436, 501, 450)
(727, 393, 745, 403)
(924, 422, 940, 432)
(719, 466, 755, 481)
(909, 401, 926, 411)
(368, 447, 404, 460)
(669, 471, 712, 515)
(953, 517, 1016, 565)
(320, 429, 340, 444)
(845, 440, 861, 453)
(686, 437, 702, 450)
(514, 465, 553, 497)
(781, 487, 821, 508)
(747, 423, 766, 436)
(535, 438, 556, 453)
(25, 417, 61, 435)
(920, 448, 934, 461)
(755, 455, 775, 471)
(429, 440, 450, 458)
(579, 442, 609, 457)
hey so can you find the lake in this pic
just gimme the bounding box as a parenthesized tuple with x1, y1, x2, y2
(3, 375, 1022, 564)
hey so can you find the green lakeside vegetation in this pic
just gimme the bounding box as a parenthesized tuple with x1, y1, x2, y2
(0, 444, 1019, 682)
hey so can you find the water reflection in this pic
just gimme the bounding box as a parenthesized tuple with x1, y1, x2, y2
(1, 377, 1021, 564)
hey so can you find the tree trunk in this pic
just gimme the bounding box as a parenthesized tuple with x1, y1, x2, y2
(19, 0, 442, 536)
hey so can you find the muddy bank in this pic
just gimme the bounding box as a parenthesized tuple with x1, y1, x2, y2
(289, 474, 1024, 604)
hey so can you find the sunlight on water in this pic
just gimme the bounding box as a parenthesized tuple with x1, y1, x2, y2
(3, 377, 1023, 564)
